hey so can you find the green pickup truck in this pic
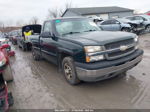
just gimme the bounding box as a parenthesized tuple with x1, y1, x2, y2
(31, 17, 143, 85)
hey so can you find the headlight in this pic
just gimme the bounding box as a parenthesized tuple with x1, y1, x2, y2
(84, 46, 104, 62)
(134, 36, 139, 42)
(134, 36, 139, 49)
(84, 46, 103, 53)
(0, 58, 6, 67)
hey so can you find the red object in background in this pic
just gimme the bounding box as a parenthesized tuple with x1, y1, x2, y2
(8, 51, 15, 57)
(146, 11, 150, 16)
(147, 13, 150, 16)
(0, 44, 14, 111)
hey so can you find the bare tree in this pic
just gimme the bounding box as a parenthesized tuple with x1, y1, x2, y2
(30, 17, 39, 24)
(47, 9, 59, 18)
(0, 21, 5, 32)
(47, 2, 73, 19)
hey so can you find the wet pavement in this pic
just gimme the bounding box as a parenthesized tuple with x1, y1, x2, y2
(8, 34, 150, 109)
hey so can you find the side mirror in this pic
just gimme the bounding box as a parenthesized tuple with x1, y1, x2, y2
(40, 32, 52, 38)
(1, 44, 10, 49)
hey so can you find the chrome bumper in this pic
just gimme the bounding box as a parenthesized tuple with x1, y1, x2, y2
(76, 55, 143, 82)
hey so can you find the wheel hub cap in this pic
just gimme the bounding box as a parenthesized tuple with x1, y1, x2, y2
(64, 63, 72, 80)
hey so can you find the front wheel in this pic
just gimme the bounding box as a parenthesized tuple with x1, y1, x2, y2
(121, 28, 130, 32)
(62, 57, 80, 85)
(145, 25, 150, 33)
(3, 65, 14, 82)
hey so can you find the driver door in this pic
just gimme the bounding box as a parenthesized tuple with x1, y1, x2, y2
(111, 20, 121, 31)
(40, 21, 58, 65)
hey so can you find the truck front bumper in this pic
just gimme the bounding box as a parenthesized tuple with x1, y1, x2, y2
(75, 49, 143, 82)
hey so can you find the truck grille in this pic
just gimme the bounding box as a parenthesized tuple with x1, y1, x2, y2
(105, 39, 134, 50)
(105, 39, 135, 59)
(108, 47, 135, 57)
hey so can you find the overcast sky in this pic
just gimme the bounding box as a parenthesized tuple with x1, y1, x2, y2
(0, 0, 149, 26)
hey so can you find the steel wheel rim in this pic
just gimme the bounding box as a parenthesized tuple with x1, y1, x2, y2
(64, 63, 73, 80)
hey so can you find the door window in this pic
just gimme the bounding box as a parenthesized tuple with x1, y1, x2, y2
(101, 20, 112, 25)
(111, 20, 119, 24)
(43, 22, 52, 32)
(134, 16, 144, 20)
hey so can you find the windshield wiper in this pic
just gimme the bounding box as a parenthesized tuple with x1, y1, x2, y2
(62, 32, 80, 35)
(84, 29, 97, 32)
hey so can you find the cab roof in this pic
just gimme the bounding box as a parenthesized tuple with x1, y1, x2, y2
(45, 17, 88, 22)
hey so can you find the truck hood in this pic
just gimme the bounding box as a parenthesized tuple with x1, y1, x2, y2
(63, 31, 136, 46)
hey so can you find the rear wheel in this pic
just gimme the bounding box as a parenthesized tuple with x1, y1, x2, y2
(62, 57, 80, 85)
(18, 44, 21, 48)
(118, 71, 127, 78)
(22, 46, 26, 51)
(32, 48, 41, 61)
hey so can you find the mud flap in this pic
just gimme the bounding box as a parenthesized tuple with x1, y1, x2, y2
(3, 65, 14, 82)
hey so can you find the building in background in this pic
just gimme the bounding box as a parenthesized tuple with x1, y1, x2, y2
(0, 27, 21, 33)
(62, 6, 134, 20)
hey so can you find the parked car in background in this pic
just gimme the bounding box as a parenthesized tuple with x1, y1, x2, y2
(31, 17, 143, 85)
(9, 30, 21, 45)
(17, 24, 41, 51)
(98, 19, 131, 32)
(0, 34, 9, 45)
(3, 33, 9, 39)
(123, 15, 150, 33)
(137, 15, 150, 32)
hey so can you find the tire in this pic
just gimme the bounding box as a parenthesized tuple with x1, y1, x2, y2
(3, 65, 14, 82)
(8, 92, 14, 106)
(118, 71, 127, 78)
(32, 48, 41, 61)
(22, 46, 26, 51)
(22, 43, 27, 51)
(62, 57, 80, 85)
(145, 25, 150, 33)
(18, 44, 21, 48)
(121, 28, 130, 32)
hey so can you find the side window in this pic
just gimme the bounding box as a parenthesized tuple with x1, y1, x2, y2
(111, 20, 119, 24)
(134, 16, 143, 20)
(101, 20, 112, 25)
(43, 22, 52, 32)
(126, 17, 134, 20)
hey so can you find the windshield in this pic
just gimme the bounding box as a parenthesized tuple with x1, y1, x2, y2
(55, 19, 101, 36)
(140, 15, 150, 20)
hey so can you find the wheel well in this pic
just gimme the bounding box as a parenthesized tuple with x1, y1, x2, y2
(129, 23, 137, 27)
(59, 52, 72, 69)
(121, 27, 125, 30)
(146, 24, 150, 28)
(60, 53, 72, 62)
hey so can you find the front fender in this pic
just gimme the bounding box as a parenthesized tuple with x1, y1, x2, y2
(57, 47, 74, 69)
